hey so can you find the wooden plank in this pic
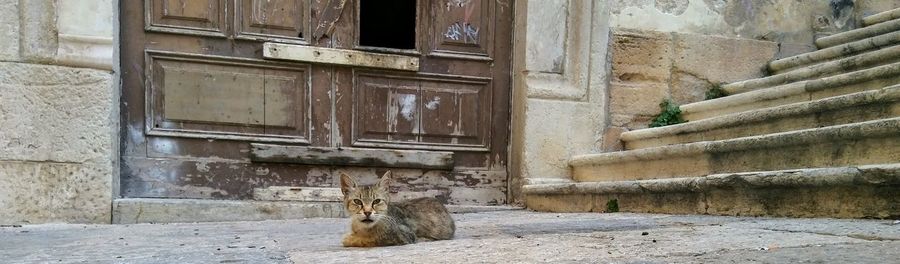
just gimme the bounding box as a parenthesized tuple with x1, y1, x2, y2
(250, 143, 454, 170)
(253, 186, 343, 202)
(263, 42, 419, 71)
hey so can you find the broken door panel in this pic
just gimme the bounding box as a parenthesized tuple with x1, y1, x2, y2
(235, 0, 309, 43)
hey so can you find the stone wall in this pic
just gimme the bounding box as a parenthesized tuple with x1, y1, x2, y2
(0, 0, 116, 224)
(602, 28, 778, 151)
(509, 1, 611, 204)
(608, 0, 900, 58)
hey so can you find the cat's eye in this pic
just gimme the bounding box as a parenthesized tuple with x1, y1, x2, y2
(373, 199, 382, 205)
(352, 199, 363, 205)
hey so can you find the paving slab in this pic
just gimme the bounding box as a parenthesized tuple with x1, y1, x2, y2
(1, 210, 897, 263)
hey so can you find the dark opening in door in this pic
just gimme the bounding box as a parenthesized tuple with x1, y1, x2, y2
(359, 0, 416, 50)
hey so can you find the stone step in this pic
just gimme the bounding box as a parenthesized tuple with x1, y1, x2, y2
(863, 8, 900, 27)
(570, 117, 900, 182)
(724, 44, 900, 95)
(768, 31, 900, 74)
(524, 163, 900, 218)
(816, 18, 900, 48)
(682, 62, 900, 122)
(621, 85, 900, 150)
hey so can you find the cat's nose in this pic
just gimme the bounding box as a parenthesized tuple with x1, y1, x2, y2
(364, 212, 372, 217)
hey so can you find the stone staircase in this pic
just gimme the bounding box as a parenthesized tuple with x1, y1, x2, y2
(524, 8, 900, 219)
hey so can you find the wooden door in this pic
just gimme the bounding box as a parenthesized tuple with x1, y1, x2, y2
(120, 0, 512, 205)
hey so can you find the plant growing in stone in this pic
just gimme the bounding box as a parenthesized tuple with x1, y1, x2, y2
(649, 99, 686, 127)
(705, 85, 727, 100)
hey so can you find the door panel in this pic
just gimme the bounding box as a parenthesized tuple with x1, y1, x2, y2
(146, 51, 312, 143)
(432, 0, 492, 58)
(352, 71, 490, 151)
(121, 0, 512, 204)
(146, 0, 226, 37)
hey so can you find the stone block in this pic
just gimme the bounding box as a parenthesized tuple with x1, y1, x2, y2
(670, 32, 778, 105)
(669, 71, 713, 105)
(776, 42, 817, 59)
(611, 113, 653, 130)
(610, 29, 673, 84)
(522, 98, 603, 179)
(0, 62, 114, 224)
(600, 126, 628, 152)
(18, 0, 58, 63)
(609, 82, 668, 128)
(672, 33, 777, 84)
(0, 62, 113, 163)
(0, 161, 111, 224)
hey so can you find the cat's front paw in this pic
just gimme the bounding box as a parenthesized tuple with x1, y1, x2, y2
(341, 234, 357, 247)
(342, 234, 372, 247)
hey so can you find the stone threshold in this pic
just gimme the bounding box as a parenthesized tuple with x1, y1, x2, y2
(112, 198, 520, 224)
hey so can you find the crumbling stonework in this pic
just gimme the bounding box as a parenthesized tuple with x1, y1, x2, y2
(604, 28, 778, 150)
(608, 0, 900, 57)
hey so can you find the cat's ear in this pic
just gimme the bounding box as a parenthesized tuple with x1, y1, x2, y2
(376, 170, 393, 191)
(339, 173, 357, 196)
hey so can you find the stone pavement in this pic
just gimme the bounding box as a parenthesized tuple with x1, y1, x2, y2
(2, 209, 899, 263)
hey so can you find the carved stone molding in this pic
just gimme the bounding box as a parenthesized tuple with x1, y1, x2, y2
(521, 0, 593, 101)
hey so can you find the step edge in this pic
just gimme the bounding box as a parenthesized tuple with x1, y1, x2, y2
(769, 31, 900, 73)
(621, 85, 900, 142)
(682, 62, 900, 119)
(571, 117, 900, 167)
(816, 18, 900, 48)
(863, 8, 900, 26)
(724, 44, 900, 95)
(525, 163, 900, 195)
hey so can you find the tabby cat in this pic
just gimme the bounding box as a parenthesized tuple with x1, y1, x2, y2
(339, 171, 455, 247)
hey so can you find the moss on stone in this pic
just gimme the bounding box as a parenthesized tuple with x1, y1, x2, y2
(606, 199, 619, 213)
(705, 85, 727, 100)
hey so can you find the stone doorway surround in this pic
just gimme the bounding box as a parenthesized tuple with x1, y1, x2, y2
(508, 0, 611, 204)
(0, 0, 118, 224)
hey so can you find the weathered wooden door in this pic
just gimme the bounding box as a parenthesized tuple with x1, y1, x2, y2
(120, 0, 512, 205)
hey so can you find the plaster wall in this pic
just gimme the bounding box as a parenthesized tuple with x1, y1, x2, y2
(509, 1, 611, 204)
(0, 0, 116, 224)
(609, 0, 900, 57)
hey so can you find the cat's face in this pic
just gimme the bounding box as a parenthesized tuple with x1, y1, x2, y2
(340, 171, 392, 225)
